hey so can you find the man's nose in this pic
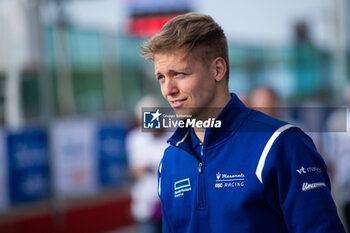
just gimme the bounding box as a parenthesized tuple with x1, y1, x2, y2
(162, 78, 179, 96)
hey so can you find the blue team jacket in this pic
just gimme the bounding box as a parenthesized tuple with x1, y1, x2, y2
(158, 94, 346, 233)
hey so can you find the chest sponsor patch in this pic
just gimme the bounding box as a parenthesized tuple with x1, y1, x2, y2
(215, 172, 245, 189)
(174, 178, 192, 198)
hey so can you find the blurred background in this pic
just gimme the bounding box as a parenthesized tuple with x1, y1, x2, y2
(0, 0, 349, 232)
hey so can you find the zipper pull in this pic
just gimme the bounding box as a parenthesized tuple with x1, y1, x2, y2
(198, 162, 203, 173)
(200, 143, 204, 157)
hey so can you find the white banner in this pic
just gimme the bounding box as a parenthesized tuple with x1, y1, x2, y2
(0, 130, 9, 212)
(51, 118, 98, 198)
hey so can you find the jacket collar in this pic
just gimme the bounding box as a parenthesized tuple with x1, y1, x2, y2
(167, 93, 251, 151)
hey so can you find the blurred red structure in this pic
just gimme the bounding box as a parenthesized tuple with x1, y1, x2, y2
(125, 14, 179, 37)
(0, 191, 133, 233)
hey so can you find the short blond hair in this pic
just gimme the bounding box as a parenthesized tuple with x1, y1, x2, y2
(140, 12, 230, 80)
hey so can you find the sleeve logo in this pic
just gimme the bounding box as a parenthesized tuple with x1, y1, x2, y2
(302, 182, 327, 191)
(296, 166, 322, 175)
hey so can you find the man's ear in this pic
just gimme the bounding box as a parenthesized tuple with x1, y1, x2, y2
(212, 57, 227, 82)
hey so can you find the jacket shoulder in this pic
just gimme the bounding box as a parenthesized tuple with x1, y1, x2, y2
(242, 109, 290, 132)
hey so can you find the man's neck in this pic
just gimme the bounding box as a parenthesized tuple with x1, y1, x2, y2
(194, 130, 205, 143)
(193, 91, 231, 143)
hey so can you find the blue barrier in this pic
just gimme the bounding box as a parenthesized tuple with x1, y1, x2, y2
(7, 129, 50, 204)
(97, 125, 128, 188)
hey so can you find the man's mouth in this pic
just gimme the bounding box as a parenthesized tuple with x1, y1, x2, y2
(169, 98, 187, 108)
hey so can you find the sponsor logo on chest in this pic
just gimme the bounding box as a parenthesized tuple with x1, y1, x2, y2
(174, 178, 192, 198)
(215, 172, 245, 188)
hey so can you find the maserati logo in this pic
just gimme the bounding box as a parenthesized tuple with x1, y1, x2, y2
(216, 172, 221, 180)
(214, 172, 245, 189)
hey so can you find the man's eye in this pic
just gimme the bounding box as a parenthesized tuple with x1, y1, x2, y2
(175, 72, 185, 77)
(157, 75, 164, 80)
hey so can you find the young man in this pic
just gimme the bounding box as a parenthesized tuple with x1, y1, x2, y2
(140, 12, 346, 233)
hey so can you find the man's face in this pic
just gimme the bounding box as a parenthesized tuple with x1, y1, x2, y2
(154, 50, 217, 119)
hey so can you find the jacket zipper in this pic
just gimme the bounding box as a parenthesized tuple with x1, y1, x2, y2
(170, 137, 206, 210)
(198, 143, 206, 209)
